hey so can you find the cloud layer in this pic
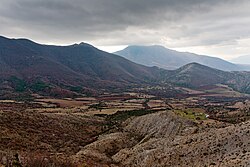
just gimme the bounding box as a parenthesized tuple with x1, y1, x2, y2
(1, 0, 250, 59)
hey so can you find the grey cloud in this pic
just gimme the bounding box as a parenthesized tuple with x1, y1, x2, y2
(0, 0, 250, 58)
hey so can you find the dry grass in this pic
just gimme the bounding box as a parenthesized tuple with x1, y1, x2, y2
(0, 106, 109, 160)
(147, 100, 166, 108)
(85, 108, 141, 115)
(0, 152, 77, 167)
(36, 99, 91, 108)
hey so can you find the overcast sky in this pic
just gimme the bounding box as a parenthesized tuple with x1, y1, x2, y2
(1, 0, 250, 60)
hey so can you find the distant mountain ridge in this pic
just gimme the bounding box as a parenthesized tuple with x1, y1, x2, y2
(164, 63, 250, 93)
(231, 55, 250, 65)
(0, 36, 163, 97)
(0, 36, 250, 98)
(114, 45, 250, 71)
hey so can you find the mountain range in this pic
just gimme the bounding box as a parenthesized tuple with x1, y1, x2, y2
(0, 36, 250, 97)
(164, 63, 250, 93)
(0, 36, 164, 96)
(115, 45, 250, 71)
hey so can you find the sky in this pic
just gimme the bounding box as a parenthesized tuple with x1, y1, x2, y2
(1, 0, 250, 60)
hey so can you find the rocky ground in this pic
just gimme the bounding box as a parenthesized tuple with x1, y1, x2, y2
(0, 100, 250, 167)
(74, 111, 250, 167)
(0, 102, 110, 166)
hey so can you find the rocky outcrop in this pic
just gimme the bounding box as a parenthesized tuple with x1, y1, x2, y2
(113, 121, 250, 167)
(74, 132, 139, 165)
(123, 111, 196, 138)
(74, 111, 250, 166)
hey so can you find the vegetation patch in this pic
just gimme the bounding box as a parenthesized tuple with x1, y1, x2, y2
(89, 101, 107, 111)
(173, 109, 207, 121)
(9, 77, 27, 92)
(30, 81, 50, 92)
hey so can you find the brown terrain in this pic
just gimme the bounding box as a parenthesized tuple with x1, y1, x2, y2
(0, 36, 250, 166)
(0, 91, 249, 167)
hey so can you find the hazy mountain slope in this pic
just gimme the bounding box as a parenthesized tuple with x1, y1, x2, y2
(115, 45, 243, 71)
(1, 36, 250, 96)
(165, 63, 250, 93)
(166, 63, 234, 87)
(231, 55, 250, 64)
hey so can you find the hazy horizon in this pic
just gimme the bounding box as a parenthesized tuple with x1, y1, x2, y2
(2, 34, 250, 62)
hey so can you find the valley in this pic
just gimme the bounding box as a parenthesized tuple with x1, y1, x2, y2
(0, 87, 249, 166)
(1, 0, 250, 166)
(0, 36, 250, 167)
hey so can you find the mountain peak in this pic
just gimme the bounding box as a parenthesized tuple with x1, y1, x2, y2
(177, 62, 220, 73)
(125, 45, 167, 50)
(70, 42, 95, 49)
(181, 62, 207, 68)
(168, 62, 235, 88)
(79, 42, 92, 46)
(115, 45, 247, 71)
